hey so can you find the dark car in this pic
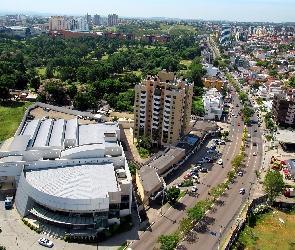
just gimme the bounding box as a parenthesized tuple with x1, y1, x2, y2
(27, 115, 35, 120)
(253, 142, 257, 146)
(254, 129, 257, 132)
(236, 104, 239, 107)
(200, 168, 208, 173)
(43, 107, 51, 112)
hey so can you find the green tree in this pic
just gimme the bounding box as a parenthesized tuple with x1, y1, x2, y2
(187, 199, 211, 222)
(263, 169, 285, 202)
(73, 91, 94, 111)
(231, 154, 244, 171)
(252, 81, 260, 89)
(157, 232, 180, 250)
(166, 186, 180, 204)
(0, 246, 7, 250)
(128, 163, 137, 176)
(240, 107, 254, 118)
(66, 84, 78, 99)
(221, 130, 229, 140)
(178, 217, 193, 237)
(238, 92, 248, 102)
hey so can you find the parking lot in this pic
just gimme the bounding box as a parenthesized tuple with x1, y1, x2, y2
(29, 107, 96, 124)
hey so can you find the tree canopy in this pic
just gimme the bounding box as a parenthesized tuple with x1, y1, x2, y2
(263, 169, 285, 202)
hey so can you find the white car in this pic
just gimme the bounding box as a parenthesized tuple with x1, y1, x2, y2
(253, 152, 257, 156)
(217, 159, 223, 165)
(38, 238, 54, 248)
(192, 186, 198, 192)
(41, 116, 49, 121)
(207, 149, 215, 153)
(239, 188, 245, 194)
(238, 171, 243, 176)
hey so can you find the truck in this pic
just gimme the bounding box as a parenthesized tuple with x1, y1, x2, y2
(4, 195, 13, 209)
(284, 188, 295, 197)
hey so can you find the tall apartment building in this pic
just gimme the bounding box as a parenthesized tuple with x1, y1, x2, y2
(93, 14, 101, 25)
(85, 13, 91, 23)
(272, 92, 295, 127)
(219, 24, 231, 44)
(133, 70, 194, 147)
(49, 16, 69, 31)
(108, 14, 118, 26)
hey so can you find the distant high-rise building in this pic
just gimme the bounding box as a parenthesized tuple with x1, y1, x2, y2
(85, 13, 91, 24)
(108, 14, 118, 26)
(49, 16, 68, 31)
(219, 24, 231, 44)
(133, 70, 194, 147)
(93, 14, 101, 25)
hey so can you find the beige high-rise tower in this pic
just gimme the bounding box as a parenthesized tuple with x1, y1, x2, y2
(134, 70, 194, 147)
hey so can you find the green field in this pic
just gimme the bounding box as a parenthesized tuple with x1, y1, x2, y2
(234, 208, 295, 250)
(0, 101, 33, 141)
(180, 60, 192, 67)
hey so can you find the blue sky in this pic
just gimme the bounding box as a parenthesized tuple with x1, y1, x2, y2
(1, 0, 294, 22)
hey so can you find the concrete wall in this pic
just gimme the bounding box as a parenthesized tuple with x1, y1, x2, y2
(110, 112, 134, 119)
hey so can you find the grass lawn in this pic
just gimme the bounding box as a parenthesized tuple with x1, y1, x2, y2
(180, 60, 192, 67)
(0, 101, 33, 141)
(171, 25, 195, 32)
(234, 208, 295, 250)
(36, 67, 46, 75)
(101, 54, 109, 60)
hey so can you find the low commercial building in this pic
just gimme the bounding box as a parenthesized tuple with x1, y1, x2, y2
(204, 77, 223, 91)
(202, 88, 224, 120)
(0, 105, 132, 230)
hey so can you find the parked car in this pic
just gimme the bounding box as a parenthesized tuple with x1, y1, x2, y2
(210, 145, 217, 150)
(192, 186, 198, 192)
(200, 168, 208, 173)
(207, 149, 215, 154)
(217, 159, 223, 165)
(38, 238, 54, 248)
(41, 116, 49, 121)
(77, 115, 83, 119)
(217, 140, 226, 145)
(178, 182, 183, 187)
(239, 188, 245, 194)
(184, 173, 192, 179)
(43, 107, 51, 112)
(26, 114, 35, 120)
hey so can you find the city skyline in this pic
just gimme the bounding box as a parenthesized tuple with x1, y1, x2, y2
(1, 0, 295, 23)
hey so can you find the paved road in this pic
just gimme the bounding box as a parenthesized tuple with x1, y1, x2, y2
(130, 84, 263, 249)
(180, 84, 264, 249)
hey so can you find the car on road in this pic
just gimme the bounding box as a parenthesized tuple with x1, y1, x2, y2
(38, 238, 54, 248)
(238, 122, 240, 126)
(239, 188, 245, 194)
(247, 134, 251, 138)
(254, 128, 257, 132)
(238, 171, 243, 177)
(217, 159, 223, 165)
(207, 159, 213, 163)
(207, 149, 215, 154)
(236, 104, 239, 107)
(200, 168, 208, 173)
(253, 142, 257, 146)
(192, 186, 198, 192)
(253, 152, 257, 156)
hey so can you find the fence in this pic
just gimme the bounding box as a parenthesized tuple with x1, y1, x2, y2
(223, 194, 268, 250)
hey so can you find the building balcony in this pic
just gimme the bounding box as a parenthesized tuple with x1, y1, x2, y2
(165, 96, 171, 101)
(153, 110, 160, 115)
(163, 122, 169, 127)
(154, 100, 161, 105)
(164, 117, 169, 123)
(163, 127, 168, 132)
(141, 92, 147, 97)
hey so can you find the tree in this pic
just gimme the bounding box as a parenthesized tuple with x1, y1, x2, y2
(221, 130, 229, 140)
(263, 169, 285, 202)
(128, 163, 137, 176)
(73, 91, 94, 111)
(240, 107, 254, 118)
(0, 246, 7, 250)
(157, 232, 180, 250)
(178, 217, 193, 237)
(252, 81, 260, 89)
(231, 154, 244, 171)
(238, 92, 248, 102)
(166, 186, 180, 204)
(186, 200, 211, 222)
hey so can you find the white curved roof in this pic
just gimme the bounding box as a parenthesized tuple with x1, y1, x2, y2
(26, 164, 118, 199)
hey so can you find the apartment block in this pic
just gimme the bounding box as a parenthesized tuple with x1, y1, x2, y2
(272, 92, 295, 127)
(108, 14, 118, 26)
(49, 16, 70, 31)
(203, 88, 224, 120)
(93, 14, 101, 25)
(133, 70, 194, 147)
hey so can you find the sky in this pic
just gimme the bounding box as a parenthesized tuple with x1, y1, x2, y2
(1, 0, 295, 23)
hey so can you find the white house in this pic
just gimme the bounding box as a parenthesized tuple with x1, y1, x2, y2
(202, 88, 223, 120)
